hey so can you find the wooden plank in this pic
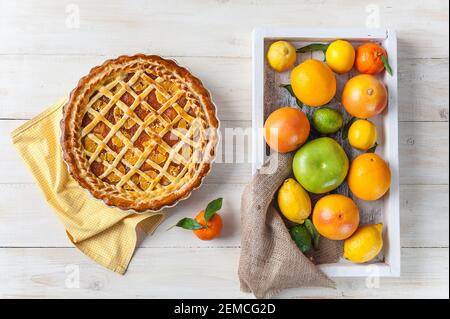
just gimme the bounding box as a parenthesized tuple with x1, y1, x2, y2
(399, 59, 449, 122)
(0, 182, 446, 248)
(0, 56, 251, 121)
(400, 185, 449, 247)
(1, 119, 253, 184)
(0, 55, 448, 122)
(0, 0, 447, 59)
(0, 247, 447, 298)
(1, 120, 448, 184)
(0, 183, 243, 248)
(399, 121, 449, 185)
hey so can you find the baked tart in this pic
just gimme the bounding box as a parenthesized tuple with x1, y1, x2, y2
(61, 55, 219, 212)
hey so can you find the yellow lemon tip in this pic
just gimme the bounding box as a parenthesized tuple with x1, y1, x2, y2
(374, 223, 383, 233)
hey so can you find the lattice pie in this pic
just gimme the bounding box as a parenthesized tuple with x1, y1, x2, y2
(61, 55, 219, 212)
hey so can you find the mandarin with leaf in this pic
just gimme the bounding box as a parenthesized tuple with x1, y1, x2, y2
(170, 198, 223, 241)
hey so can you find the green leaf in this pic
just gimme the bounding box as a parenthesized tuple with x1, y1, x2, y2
(280, 84, 304, 108)
(295, 99, 304, 109)
(296, 43, 329, 55)
(380, 55, 393, 76)
(204, 197, 223, 222)
(289, 225, 313, 253)
(366, 142, 378, 153)
(304, 219, 320, 249)
(342, 117, 356, 140)
(280, 83, 295, 96)
(168, 217, 204, 231)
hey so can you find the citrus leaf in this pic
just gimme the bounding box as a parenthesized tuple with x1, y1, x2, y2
(366, 142, 378, 153)
(289, 225, 313, 253)
(204, 197, 223, 222)
(280, 84, 304, 108)
(296, 43, 329, 55)
(304, 219, 320, 249)
(342, 117, 356, 140)
(280, 83, 295, 96)
(380, 55, 393, 76)
(168, 217, 204, 231)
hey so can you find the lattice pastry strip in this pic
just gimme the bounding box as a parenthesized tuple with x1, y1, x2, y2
(82, 82, 200, 191)
(62, 55, 219, 212)
(82, 80, 156, 165)
(85, 84, 196, 182)
(82, 69, 157, 135)
(86, 131, 189, 194)
(113, 95, 191, 167)
(87, 133, 149, 191)
(146, 122, 205, 190)
(86, 110, 188, 187)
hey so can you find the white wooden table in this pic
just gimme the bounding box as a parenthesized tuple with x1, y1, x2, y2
(0, 0, 448, 298)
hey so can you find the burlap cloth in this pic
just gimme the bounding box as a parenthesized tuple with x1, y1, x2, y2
(239, 152, 343, 298)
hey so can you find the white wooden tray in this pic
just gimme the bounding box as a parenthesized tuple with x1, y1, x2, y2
(252, 28, 400, 277)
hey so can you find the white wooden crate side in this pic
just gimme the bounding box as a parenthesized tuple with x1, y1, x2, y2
(252, 28, 266, 173)
(382, 30, 401, 277)
(251, 28, 400, 277)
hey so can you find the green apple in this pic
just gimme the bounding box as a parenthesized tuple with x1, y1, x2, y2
(293, 137, 349, 194)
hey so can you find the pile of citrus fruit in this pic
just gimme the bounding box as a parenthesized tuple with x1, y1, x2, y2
(265, 39, 393, 263)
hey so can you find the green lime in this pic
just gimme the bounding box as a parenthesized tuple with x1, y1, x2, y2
(289, 225, 312, 253)
(312, 107, 343, 134)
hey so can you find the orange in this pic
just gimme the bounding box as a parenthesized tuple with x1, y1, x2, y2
(193, 210, 223, 241)
(312, 194, 360, 240)
(342, 74, 388, 119)
(348, 153, 391, 201)
(355, 43, 388, 74)
(264, 107, 310, 153)
(291, 59, 336, 107)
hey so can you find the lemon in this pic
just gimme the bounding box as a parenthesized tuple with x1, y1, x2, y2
(326, 40, 355, 74)
(312, 107, 343, 134)
(277, 178, 311, 224)
(348, 119, 377, 150)
(344, 224, 383, 263)
(267, 41, 297, 72)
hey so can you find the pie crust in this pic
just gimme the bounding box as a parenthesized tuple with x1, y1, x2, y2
(61, 54, 219, 212)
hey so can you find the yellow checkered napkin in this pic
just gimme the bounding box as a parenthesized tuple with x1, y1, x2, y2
(11, 98, 165, 274)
